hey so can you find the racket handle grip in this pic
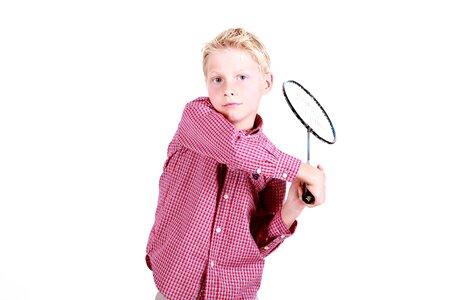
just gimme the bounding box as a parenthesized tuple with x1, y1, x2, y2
(302, 183, 315, 204)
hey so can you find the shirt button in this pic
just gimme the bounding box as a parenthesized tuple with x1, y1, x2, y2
(282, 173, 288, 179)
(216, 227, 221, 233)
(281, 235, 285, 239)
(223, 194, 229, 200)
(256, 168, 262, 174)
(210, 261, 215, 267)
(264, 246, 269, 250)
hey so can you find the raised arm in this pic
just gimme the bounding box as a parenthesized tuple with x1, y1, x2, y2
(177, 98, 237, 164)
(176, 98, 301, 181)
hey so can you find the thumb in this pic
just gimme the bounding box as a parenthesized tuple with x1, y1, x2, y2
(297, 181, 304, 194)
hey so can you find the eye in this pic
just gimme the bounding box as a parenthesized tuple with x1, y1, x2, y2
(238, 75, 248, 81)
(212, 77, 222, 84)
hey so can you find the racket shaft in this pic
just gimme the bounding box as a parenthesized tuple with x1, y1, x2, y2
(302, 129, 315, 204)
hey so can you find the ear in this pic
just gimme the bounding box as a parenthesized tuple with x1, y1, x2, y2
(262, 72, 274, 95)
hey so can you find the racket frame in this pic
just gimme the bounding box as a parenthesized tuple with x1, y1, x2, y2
(282, 79, 336, 204)
(282, 80, 336, 145)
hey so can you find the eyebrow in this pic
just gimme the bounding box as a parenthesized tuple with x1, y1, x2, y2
(207, 69, 252, 77)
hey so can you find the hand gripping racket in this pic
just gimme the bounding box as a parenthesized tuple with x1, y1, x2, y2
(282, 80, 336, 204)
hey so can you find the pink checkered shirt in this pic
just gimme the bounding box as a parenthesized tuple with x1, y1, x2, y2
(146, 97, 302, 299)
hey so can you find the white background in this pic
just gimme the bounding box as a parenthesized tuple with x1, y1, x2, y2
(1, 0, 449, 299)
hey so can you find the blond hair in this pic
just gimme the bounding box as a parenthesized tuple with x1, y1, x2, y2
(202, 28, 271, 76)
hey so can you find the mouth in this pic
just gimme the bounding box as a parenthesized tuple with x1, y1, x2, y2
(223, 102, 242, 107)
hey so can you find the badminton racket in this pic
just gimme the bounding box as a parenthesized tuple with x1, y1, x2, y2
(282, 80, 336, 204)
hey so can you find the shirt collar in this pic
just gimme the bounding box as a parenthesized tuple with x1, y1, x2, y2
(240, 114, 263, 136)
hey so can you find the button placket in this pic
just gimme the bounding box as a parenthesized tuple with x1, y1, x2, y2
(215, 193, 229, 236)
(209, 192, 230, 273)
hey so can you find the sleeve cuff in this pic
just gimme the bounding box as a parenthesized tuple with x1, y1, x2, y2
(273, 150, 302, 182)
(260, 211, 298, 257)
(269, 210, 297, 237)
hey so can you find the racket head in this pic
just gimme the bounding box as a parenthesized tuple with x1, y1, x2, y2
(282, 80, 336, 144)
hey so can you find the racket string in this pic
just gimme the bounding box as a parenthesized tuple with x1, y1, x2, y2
(289, 87, 335, 143)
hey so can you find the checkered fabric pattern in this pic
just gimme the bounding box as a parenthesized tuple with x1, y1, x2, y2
(146, 97, 301, 299)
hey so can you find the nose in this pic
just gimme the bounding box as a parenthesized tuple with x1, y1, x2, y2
(223, 80, 237, 98)
(224, 90, 235, 97)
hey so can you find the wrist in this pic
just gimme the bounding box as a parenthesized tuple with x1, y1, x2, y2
(281, 205, 304, 228)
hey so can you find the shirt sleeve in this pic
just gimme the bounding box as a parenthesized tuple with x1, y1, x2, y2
(250, 178, 297, 258)
(176, 98, 301, 182)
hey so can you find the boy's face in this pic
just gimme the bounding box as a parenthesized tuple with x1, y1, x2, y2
(205, 48, 273, 131)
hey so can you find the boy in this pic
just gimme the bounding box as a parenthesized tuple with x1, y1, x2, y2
(146, 28, 326, 300)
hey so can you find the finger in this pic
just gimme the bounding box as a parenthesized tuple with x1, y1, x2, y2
(297, 183, 304, 195)
(309, 199, 324, 208)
